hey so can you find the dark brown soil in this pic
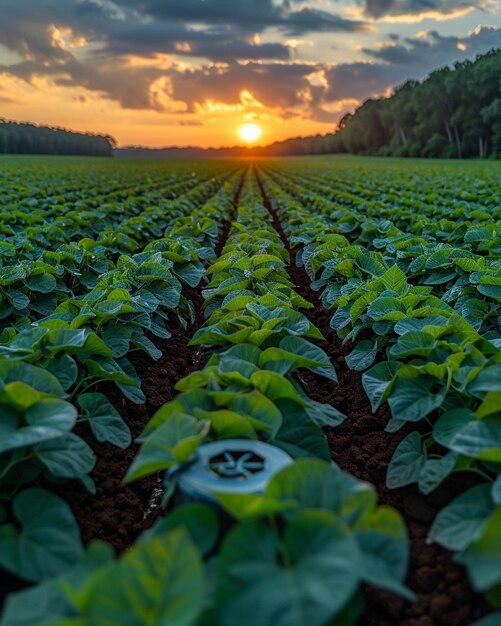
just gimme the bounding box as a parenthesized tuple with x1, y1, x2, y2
(56, 320, 206, 550)
(255, 170, 492, 626)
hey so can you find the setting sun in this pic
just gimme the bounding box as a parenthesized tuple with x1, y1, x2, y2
(239, 123, 262, 144)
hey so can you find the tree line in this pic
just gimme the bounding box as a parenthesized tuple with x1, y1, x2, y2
(332, 48, 501, 159)
(0, 120, 116, 157)
(253, 48, 501, 159)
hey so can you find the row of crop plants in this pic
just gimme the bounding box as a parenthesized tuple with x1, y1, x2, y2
(270, 160, 501, 224)
(0, 160, 231, 230)
(257, 164, 501, 625)
(0, 166, 244, 586)
(1, 169, 414, 626)
(0, 164, 240, 293)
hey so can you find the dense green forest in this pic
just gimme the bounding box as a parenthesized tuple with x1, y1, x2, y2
(0, 120, 115, 156)
(331, 48, 501, 159)
(257, 48, 501, 159)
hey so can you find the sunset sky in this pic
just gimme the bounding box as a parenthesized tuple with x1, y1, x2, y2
(1, 0, 500, 148)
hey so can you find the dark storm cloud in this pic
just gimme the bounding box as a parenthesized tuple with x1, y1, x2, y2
(0, 56, 165, 109)
(284, 8, 368, 36)
(104, 22, 292, 61)
(359, 0, 487, 19)
(324, 62, 405, 101)
(0, 0, 291, 63)
(187, 40, 291, 62)
(0, 54, 318, 113)
(363, 25, 501, 65)
(323, 25, 501, 103)
(118, 0, 367, 34)
(0, 0, 366, 70)
(168, 61, 319, 112)
(0, 0, 123, 63)
(118, 0, 279, 27)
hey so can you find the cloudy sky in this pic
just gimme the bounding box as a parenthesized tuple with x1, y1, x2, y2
(0, 0, 500, 147)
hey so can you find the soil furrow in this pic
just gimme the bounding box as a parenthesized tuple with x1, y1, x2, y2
(214, 167, 247, 256)
(254, 166, 491, 626)
(54, 314, 207, 550)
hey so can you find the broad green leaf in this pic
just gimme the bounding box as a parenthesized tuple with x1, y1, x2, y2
(0, 397, 77, 454)
(125, 415, 209, 482)
(0, 361, 63, 397)
(354, 506, 413, 600)
(0, 266, 26, 286)
(433, 408, 474, 448)
(476, 392, 501, 419)
(362, 361, 402, 412)
(78, 392, 131, 448)
(418, 451, 458, 495)
(215, 513, 360, 626)
(228, 390, 282, 438)
(0, 542, 113, 626)
(102, 326, 132, 358)
(272, 401, 330, 460)
(428, 485, 494, 551)
(380, 265, 407, 294)
(345, 340, 378, 372)
(214, 493, 295, 520)
(143, 504, 219, 556)
(46, 355, 79, 391)
(25, 273, 57, 294)
(0, 488, 83, 582)
(387, 432, 425, 489)
(468, 365, 501, 396)
(83, 358, 137, 386)
(48, 329, 112, 358)
(267, 460, 343, 513)
(88, 529, 203, 626)
(0, 381, 43, 411)
(250, 370, 306, 404)
(35, 433, 96, 480)
(9, 289, 30, 310)
(279, 336, 337, 381)
(198, 409, 258, 439)
(117, 382, 146, 405)
(448, 415, 501, 462)
(492, 474, 501, 506)
(388, 331, 437, 358)
(457, 508, 501, 591)
(387, 369, 447, 422)
(367, 296, 406, 321)
(306, 399, 346, 428)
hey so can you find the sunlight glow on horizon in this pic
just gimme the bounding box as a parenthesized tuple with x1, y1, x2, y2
(238, 123, 262, 144)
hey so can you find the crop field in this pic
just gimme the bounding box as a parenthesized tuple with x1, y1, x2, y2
(0, 154, 501, 626)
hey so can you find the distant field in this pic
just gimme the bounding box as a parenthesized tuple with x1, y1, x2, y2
(1, 154, 500, 626)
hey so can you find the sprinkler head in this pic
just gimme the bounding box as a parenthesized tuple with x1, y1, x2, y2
(174, 439, 293, 504)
